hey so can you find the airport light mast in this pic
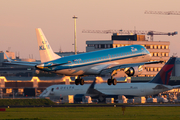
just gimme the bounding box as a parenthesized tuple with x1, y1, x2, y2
(73, 15, 78, 55)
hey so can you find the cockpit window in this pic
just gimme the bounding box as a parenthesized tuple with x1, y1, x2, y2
(51, 88, 54, 91)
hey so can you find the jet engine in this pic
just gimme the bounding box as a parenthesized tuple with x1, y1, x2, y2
(124, 66, 143, 76)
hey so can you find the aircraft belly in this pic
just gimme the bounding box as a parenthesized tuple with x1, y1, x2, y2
(85, 63, 113, 75)
(55, 69, 85, 76)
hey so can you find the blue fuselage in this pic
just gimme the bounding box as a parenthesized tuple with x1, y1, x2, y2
(36, 45, 151, 76)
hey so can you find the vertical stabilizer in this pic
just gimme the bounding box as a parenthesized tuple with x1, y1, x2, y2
(149, 57, 176, 85)
(36, 28, 60, 63)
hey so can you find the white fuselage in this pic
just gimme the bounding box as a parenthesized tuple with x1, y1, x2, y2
(39, 84, 90, 99)
(39, 82, 173, 99)
(94, 83, 173, 97)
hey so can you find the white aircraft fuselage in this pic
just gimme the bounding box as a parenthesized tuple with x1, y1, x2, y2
(39, 82, 173, 99)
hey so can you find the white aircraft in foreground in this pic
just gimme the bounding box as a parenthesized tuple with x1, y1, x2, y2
(87, 57, 179, 99)
(39, 57, 179, 101)
(5, 28, 162, 85)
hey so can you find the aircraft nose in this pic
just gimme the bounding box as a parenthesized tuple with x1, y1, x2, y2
(35, 63, 45, 69)
(149, 52, 152, 58)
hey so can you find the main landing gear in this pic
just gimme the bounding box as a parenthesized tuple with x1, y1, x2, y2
(107, 77, 117, 85)
(75, 77, 84, 85)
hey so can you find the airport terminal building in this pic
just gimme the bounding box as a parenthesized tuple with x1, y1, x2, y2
(86, 34, 170, 77)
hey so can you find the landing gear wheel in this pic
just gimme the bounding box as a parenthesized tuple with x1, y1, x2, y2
(112, 79, 117, 85)
(80, 79, 84, 85)
(107, 79, 112, 85)
(75, 79, 80, 85)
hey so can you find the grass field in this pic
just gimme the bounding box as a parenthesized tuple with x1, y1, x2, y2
(0, 106, 180, 120)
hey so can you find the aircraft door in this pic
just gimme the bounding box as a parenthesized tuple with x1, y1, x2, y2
(50, 88, 55, 95)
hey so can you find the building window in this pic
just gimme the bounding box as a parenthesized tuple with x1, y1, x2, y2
(166, 53, 169, 57)
(154, 53, 157, 56)
(154, 45, 157, 49)
(162, 53, 165, 57)
(162, 45, 164, 49)
(107, 44, 110, 48)
(150, 45, 153, 49)
(146, 45, 150, 49)
(88, 44, 94, 47)
(166, 45, 169, 49)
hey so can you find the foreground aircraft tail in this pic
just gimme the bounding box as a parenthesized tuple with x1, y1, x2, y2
(149, 57, 176, 85)
(36, 28, 60, 63)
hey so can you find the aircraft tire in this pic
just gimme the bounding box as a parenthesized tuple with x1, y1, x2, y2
(80, 79, 84, 85)
(75, 79, 80, 85)
(113, 79, 117, 85)
(107, 79, 112, 85)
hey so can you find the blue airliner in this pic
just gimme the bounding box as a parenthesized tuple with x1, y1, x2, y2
(34, 28, 162, 85)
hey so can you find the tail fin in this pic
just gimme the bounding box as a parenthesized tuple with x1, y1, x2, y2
(36, 28, 60, 63)
(149, 57, 176, 85)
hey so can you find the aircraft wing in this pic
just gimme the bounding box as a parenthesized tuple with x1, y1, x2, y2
(99, 61, 163, 75)
(3, 51, 40, 66)
(173, 85, 180, 88)
(3, 61, 39, 66)
(86, 80, 106, 99)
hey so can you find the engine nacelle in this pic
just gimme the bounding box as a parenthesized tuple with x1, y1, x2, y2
(124, 66, 143, 76)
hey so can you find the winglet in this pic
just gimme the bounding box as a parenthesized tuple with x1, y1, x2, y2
(4, 52, 13, 62)
(149, 57, 176, 85)
(36, 28, 61, 63)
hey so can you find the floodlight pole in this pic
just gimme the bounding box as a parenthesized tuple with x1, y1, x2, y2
(73, 15, 78, 55)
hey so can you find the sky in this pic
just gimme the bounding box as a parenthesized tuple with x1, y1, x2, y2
(0, 0, 180, 60)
